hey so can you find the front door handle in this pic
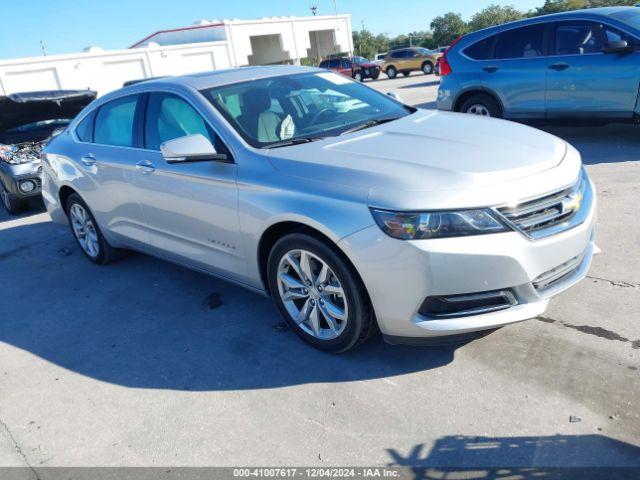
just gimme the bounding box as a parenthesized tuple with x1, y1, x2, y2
(135, 160, 156, 175)
(549, 62, 570, 71)
(483, 66, 499, 73)
(80, 154, 96, 166)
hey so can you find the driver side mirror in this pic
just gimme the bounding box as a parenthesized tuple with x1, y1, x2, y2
(604, 39, 634, 54)
(160, 134, 233, 164)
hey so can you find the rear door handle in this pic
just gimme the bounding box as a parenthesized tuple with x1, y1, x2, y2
(135, 160, 156, 175)
(549, 62, 570, 71)
(80, 154, 96, 166)
(483, 66, 499, 73)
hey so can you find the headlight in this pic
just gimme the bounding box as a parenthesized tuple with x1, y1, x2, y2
(370, 208, 508, 240)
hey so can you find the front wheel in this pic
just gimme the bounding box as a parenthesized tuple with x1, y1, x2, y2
(267, 233, 375, 353)
(354, 71, 363, 82)
(386, 66, 397, 79)
(1, 189, 26, 215)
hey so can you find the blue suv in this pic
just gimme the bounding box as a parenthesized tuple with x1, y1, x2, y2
(437, 7, 640, 123)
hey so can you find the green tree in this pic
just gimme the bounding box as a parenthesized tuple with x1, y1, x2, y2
(532, 0, 636, 15)
(468, 4, 524, 32)
(352, 29, 389, 59)
(430, 12, 468, 47)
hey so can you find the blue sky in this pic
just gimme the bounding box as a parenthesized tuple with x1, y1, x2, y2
(1, 0, 542, 59)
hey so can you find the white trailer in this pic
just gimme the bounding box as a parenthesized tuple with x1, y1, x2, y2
(0, 41, 233, 97)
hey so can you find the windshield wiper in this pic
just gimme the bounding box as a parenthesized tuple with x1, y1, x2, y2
(339, 116, 402, 136)
(264, 137, 325, 149)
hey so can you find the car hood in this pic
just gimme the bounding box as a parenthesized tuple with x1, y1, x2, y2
(0, 90, 97, 134)
(359, 62, 379, 68)
(266, 110, 572, 210)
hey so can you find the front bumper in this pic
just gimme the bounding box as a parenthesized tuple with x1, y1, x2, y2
(338, 183, 597, 340)
(0, 161, 42, 198)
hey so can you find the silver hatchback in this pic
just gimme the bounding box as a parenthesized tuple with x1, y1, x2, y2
(42, 66, 597, 352)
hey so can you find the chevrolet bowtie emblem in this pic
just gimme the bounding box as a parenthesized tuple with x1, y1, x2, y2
(561, 193, 582, 214)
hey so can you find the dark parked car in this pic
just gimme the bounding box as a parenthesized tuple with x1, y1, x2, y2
(437, 7, 640, 121)
(0, 90, 96, 214)
(319, 56, 381, 81)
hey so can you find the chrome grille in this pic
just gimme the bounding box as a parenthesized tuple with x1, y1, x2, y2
(533, 254, 583, 294)
(497, 170, 591, 240)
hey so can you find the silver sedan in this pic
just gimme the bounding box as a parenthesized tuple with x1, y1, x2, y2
(41, 66, 597, 352)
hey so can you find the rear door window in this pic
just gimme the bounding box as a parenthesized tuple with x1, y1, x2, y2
(464, 35, 497, 60)
(94, 95, 139, 147)
(494, 24, 546, 59)
(391, 50, 407, 59)
(75, 112, 95, 142)
(554, 21, 603, 55)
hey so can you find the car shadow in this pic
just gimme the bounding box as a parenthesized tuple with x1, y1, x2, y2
(387, 434, 640, 478)
(400, 79, 440, 89)
(0, 218, 468, 392)
(537, 124, 640, 165)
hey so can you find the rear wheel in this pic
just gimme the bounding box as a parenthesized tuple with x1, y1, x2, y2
(66, 193, 120, 264)
(422, 61, 434, 75)
(267, 233, 375, 353)
(386, 66, 397, 79)
(370, 69, 380, 80)
(459, 93, 502, 118)
(1, 188, 26, 215)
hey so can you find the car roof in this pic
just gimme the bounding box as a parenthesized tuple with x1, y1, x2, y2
(113, 65, 323, 96)
(465, 6, 636, 38)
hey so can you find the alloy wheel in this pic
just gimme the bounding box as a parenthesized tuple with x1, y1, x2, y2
(70, 203, 100, 258)
(276, 249, 348, 340)
(467, 104, 491, 117)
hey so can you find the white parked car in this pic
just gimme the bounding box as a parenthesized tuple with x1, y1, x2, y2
(41, 66, 597, 352)
(373, 53, 387, 66)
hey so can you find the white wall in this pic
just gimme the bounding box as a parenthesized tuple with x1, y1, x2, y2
(0, 14, 353, 97)
(226, 15, 353, 66)
(0, 41, 233, 97)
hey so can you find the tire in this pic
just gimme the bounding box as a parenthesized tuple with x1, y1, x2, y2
(65, 193, 121, 265)
(371, 69, 380, 80)
(422, 61, 434, 75)
(354, 71, 363, 82)
(1, 188, 26, 215)
(402, 71, 410, 77)
(267, 233, 375, 353)
(386, 66, 397, 79)
(459, 93, 502, 118)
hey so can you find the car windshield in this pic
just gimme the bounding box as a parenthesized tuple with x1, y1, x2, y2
(201, 72, 412, 148)
(351, 56, 369, 64)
